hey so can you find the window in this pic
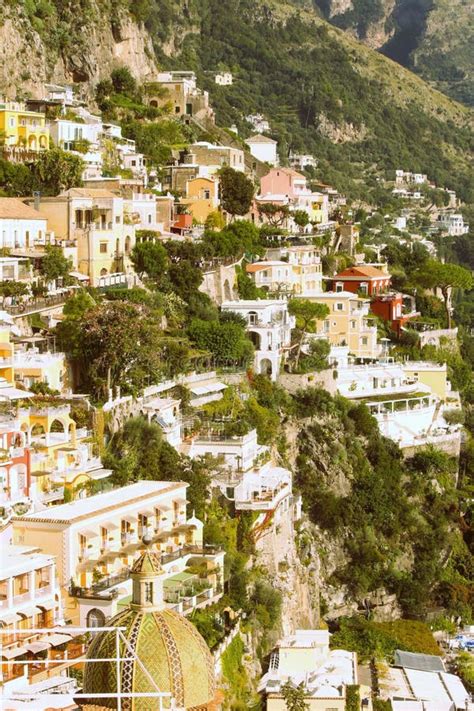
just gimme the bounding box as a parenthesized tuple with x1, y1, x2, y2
(175, 106, 180, 114)
(361, 337, 368, 346)
(336, 282, 343, 292)
(350, 320, 356, 329)
(9, 117, 15, 128)
(335, 302, 344, 311)
(145, 581, 153, 604)
(148, 214, 152, 224)
(115, 215, 120, 224)
(323, 320, 330, 333)
(204, 190, 210, 199)
(359, 282, 368, 295)
(131, 160, 136, 166)
(99, 243, 107, 254)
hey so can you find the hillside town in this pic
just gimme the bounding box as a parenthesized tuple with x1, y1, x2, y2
(0, 71, 472, 711)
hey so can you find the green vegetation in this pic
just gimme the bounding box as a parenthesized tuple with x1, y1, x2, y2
(0, 148, 83, 197)
(294, 388, 472, 619)
(281, 681, 309, 711)
(331, 618, 441, 662)
(345, 684, 361, 711)
(219, 166, 255, 218)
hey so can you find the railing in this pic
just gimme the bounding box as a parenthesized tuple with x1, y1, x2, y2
(4, 292, 74, 317)
(69, 567, 131, 599)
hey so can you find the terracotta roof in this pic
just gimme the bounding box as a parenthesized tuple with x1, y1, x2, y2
(0, 199, 46, 221)
(246, 134, 277, 144)
(335, 266, 389, 279)
(246, 261, 287, 273)
(61, 188, 117, 198)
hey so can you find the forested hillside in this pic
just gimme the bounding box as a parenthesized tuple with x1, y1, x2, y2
(313, 0, 474, 107)
(1, 0, 473, 202)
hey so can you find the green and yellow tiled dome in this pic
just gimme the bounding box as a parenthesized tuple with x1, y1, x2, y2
(81, 540, 217, 711)
(82, 606, 216, 710)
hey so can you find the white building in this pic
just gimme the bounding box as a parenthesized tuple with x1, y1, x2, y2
(259, 629, 369, 711)
(215, 72, 233, 85)
(245, 135, 278, 166)
(436, 212, 469, 236)
(124, 192, 161, 232)
(0, 198, 51, 250)
(189, 429, 293, 519)
(288, 152, 317, 170)
(395, 170, 428, 185)
(13, 481, 225, 626)
(245, 114, 270, 133)
(221, 299, 295, 380)
(0, 544, 65, 693)
(247, 246, 323, 297)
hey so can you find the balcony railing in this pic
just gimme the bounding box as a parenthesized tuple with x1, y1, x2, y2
(69, 567, 131, 599)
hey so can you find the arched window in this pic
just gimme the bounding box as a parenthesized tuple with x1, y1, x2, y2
(86, 608, 106, 628)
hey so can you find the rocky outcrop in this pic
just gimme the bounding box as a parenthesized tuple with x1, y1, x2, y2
(0, 4, 158, 101)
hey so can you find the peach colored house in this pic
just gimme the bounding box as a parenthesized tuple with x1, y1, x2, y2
(260, 167, 307, 198)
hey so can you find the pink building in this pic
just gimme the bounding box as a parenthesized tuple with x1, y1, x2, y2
(260, 167, 307, 198)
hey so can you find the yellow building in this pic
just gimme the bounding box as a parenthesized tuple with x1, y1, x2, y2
(298, 291, 380, 360)
(13, 481, 225, 626)
(26, 189, 136, 286)
(0, 100, 49, 151)
(0, 318, 15, 385)
(179, 176, 220, 224)
(403, 361, 449, 400)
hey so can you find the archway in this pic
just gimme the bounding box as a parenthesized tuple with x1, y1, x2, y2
(248, 331, 261, 350)
(125, 235, 131, 254)
(31, 423, 45, 437)
(28, 136, 37, 150)
(223, 280, 231, 301)
(100, 268, 108, 276)
(149, 100, 158, 108)
(86, 608, 106, 628)
(259, 358, 273, 377)
(50, 419, 65, 434)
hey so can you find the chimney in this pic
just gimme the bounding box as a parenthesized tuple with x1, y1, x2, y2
(33, 191, 41, 211)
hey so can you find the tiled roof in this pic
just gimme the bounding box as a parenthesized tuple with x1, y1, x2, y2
(61, 188, 117, 198)
(246, 134, 277, 144)
(0, 198, 46, 221)
(335, 265, 388, 279)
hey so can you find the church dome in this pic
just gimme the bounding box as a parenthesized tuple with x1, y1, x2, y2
(81, 540, 217, 711)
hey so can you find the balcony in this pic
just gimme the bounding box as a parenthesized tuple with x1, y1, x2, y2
(69, 567, 131, 600)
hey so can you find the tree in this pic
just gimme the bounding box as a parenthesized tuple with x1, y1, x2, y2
(33, 148, 83, 195)
(78, 301, 162, 400)
(168, 261, 203, 302)
(219, 166, 254, 218)
(204, 211, 226, 230)
(0, 281, 28, 298)
(130, 241, 168, 283)
(257, 202, 290, 227)
(293, 209, 309, 233)
(39, 245, 72, 282)
(414, 260, 474, 328)
(288, 299, 330, 368)
(111, 66, 138, 97)
(188, 319, 254, 365)
(281, 681, 309, 711)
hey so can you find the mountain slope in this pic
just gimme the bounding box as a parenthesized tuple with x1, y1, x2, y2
(313, 0, 474, 106)
(0, 0, 473, 202)
(145, 0, 474, 200)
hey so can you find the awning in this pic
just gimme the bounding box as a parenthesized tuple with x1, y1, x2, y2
(79, 529, 97, 538)
(103, 520, 119, 530)
(0, 385, 33, 400)
(189, 382, 226, 396)
(88, 468, 113, 481)
(0, 612, 19, 625)
(36, 601, 55, 612)
(122, 515, 136, 524)
(1, 645, 28, 659)
(17, 607, 38, 619)
(69, 271, 89, 281)
(157, 503, 172, 511)
(139, 508, 155, 517)
(174, 498, 188, 505)
(47, 633, 72, 647)
(25, 638, 51, 654)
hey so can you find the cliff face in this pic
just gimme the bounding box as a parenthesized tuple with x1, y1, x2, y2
(314, 0, 474, 106)
(0, 3, 158, 101)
